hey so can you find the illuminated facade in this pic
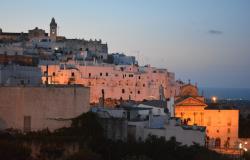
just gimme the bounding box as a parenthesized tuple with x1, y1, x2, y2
(40, 61, 181, 103)
(175, 84, 239, 149)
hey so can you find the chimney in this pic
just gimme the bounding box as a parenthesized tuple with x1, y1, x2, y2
(148, 109, 153, 128)
(101, 89, 105, 108)
(45, 65, 48, 86)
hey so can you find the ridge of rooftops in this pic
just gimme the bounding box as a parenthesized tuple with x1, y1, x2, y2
(0, 84, 89, 88)
(205, 103, 239, 110)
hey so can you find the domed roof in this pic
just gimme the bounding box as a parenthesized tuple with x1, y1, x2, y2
(179, 84, 199, 97)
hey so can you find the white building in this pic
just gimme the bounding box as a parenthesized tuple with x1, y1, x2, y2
(125, 104, 205, 146)
(40, 60, 181, 103)
(0, 64, 42, 86)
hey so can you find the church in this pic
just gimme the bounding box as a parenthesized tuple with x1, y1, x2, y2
(174, 83, 239, 149)
(0, 18, 55, 42)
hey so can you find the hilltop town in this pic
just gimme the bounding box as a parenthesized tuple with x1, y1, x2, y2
(0, 18, 248, 159)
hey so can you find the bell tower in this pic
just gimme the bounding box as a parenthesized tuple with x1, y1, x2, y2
(50, 17, 57, 40)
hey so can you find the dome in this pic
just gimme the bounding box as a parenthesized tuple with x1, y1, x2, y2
(179, 84, 199, 97)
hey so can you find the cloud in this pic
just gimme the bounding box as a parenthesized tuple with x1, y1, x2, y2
(208, 30, 223, 35)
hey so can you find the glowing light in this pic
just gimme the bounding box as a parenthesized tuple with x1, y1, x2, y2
(211, 96, 217, 103)
(239, 143, 242, 149)
(239, 142, 248, 152)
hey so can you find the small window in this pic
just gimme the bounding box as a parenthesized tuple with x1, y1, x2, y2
(106, 72, 108, 76)
(52, 72, 55, 76)
(122, 89, 125, 94)
(71, 72, 74, 77)
(143, 84, 145, 87)
(138, 76, 141, 79)
(89, 73, 91, 78)
(60, 64, 64, 70)
(20, 80, 24, 85)
(100, 73, 102, 76)
(137, 91, 140, 94)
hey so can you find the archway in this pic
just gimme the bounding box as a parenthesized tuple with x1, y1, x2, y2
(215, 138, 221, 148)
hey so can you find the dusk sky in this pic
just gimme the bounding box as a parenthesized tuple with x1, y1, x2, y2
(1, 0, 250, 88)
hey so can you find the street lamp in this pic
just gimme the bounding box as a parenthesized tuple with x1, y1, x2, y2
(239, 142, 248, 159)
(211, 96, 217, 103)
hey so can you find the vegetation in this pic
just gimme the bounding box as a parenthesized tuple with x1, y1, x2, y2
(0, 112, 234, 160)
(239, 113, 250, 137)
(0, 140, 31, 160)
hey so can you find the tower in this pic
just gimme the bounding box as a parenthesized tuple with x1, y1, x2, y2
(50, 17, 57, 40)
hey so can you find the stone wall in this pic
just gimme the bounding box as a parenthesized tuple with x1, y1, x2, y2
(0, 86, 90, 131)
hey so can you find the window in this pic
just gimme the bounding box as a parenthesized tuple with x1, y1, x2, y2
(89, 73, 91, 78)
(207, 117, 211, 126)
(52, 72, 55, 76)
(20, 80, 24, 85)
(227, 128, 231, 134)
(143, 84, 145, 87)
(60, 64, 64, 70)
(106, 72, 108, 76)
(122, 89, 125, 94)
(100, 73, 102, 76)
(23, 116, 31, 132)
(137, 91, 140, 94)
(71, 72, 75, 77)
(138, 76, 141, 79)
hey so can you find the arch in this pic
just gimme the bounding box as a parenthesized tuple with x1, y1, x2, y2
(215, 138, 221, 148)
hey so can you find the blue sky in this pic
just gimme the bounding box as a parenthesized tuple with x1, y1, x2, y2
(1, 0, 250, 88)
